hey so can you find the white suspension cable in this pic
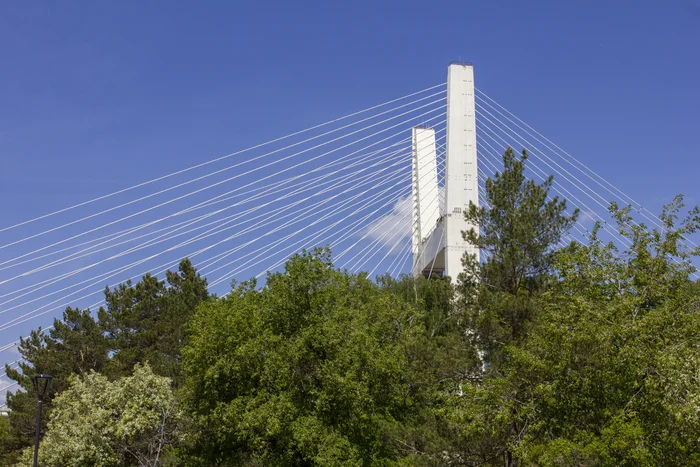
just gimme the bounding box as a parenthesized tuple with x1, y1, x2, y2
(248, 184, 414, 283)
(476, 102, 635, 222)
(114, 151, 414, 298)
(387, 237, 412, 277)
(476, 146, 588, 239)
(368, 212, 414, 277)
(192, 160, 411, 279)
(0, 83, 446, 234)
(474, 88, 674, 232)
(343, 201, 414, 272)
(215, 180, 414, 287)
(393, 243, 413, 277)
(476, 117, 630, 246)
(0, 135, 413, 275)
(477, 148, 502, 175)
(0, 137, 413, 298)
(338, 188, 424, 267)
(0, 381, 20, 396)
(203, 160, 413, 281)
(0, 100, 446, 266)
(0, 159, 413, 331)
(0, 152, 412, 318)
(0, 162, 410, 313)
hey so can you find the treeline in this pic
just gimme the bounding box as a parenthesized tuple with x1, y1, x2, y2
(1, 148, 699, 466)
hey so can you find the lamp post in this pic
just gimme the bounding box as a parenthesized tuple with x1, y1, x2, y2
(31, 374, 52, 467)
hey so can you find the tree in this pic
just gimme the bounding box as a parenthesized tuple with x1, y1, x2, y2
(449, 195, 700, 465)
(19, 363, 181, 467)
(460, 147, 579, 361)
(508, 198, 700, 465)
(0, 415, 18, 466)
(98, 258, 209, 382)
(451, 147, 578, 466)
(181, 249, 439, 465)
(377, 273, 457, 339)
(376, 274, 483, 464)
(1, 259, 208, 460)
(1, 307, 108, 456)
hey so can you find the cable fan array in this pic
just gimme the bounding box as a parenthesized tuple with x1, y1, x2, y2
(474, 88, 700, 259)
(0, 84, 449, 402)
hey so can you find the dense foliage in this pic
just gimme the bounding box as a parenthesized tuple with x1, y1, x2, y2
(20, 364, 180, 466)
(1, 147, 698, 466)
(0, 259, 208, 463)
(181, 250, 455, 465)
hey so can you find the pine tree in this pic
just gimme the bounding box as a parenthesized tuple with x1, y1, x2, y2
(455, 147, 578, 467)
(460, 147, 578, 357)
(97, 258, 209, 382)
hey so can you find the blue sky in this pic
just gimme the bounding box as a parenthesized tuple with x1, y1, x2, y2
(0, 1, 699, 379)
(1, 0, 699, 216)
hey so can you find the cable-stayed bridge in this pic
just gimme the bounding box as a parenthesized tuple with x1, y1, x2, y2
(0, 63, 696, 402)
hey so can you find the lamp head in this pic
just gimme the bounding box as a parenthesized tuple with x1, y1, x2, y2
(31, 374, 52, 400)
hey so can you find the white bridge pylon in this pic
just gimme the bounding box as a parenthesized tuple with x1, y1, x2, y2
(412, 63, 480, 281)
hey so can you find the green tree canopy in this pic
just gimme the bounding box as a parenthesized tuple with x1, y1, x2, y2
(508, 198, 700, 465)
(450, 188, 700, 465)
(21, 363, 180, 467)
(2, 307, 108, 456)
(460, 147, 579, 365)
(1, 258, 208, 460)
(98, 258, 209, 381)
(181, 249, 444, 465)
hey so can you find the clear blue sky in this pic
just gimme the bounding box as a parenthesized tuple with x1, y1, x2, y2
(0, 1, 699, 371)
(1, 0, 698, 218)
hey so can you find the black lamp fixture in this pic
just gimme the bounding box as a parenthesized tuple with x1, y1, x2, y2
(31, 374, 52, 401)
(31, 373, 52, 467)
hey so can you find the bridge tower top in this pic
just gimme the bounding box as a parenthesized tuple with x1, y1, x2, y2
(412, 63, 480, 282)
(444, 63, 480, 279)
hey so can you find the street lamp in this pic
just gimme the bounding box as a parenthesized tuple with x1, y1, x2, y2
(31, 374, 52, 467)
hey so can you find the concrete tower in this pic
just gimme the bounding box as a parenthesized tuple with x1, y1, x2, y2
(412, 63, 479, 281)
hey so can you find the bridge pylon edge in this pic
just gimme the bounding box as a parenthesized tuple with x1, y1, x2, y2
(411, 63, 480, 283)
